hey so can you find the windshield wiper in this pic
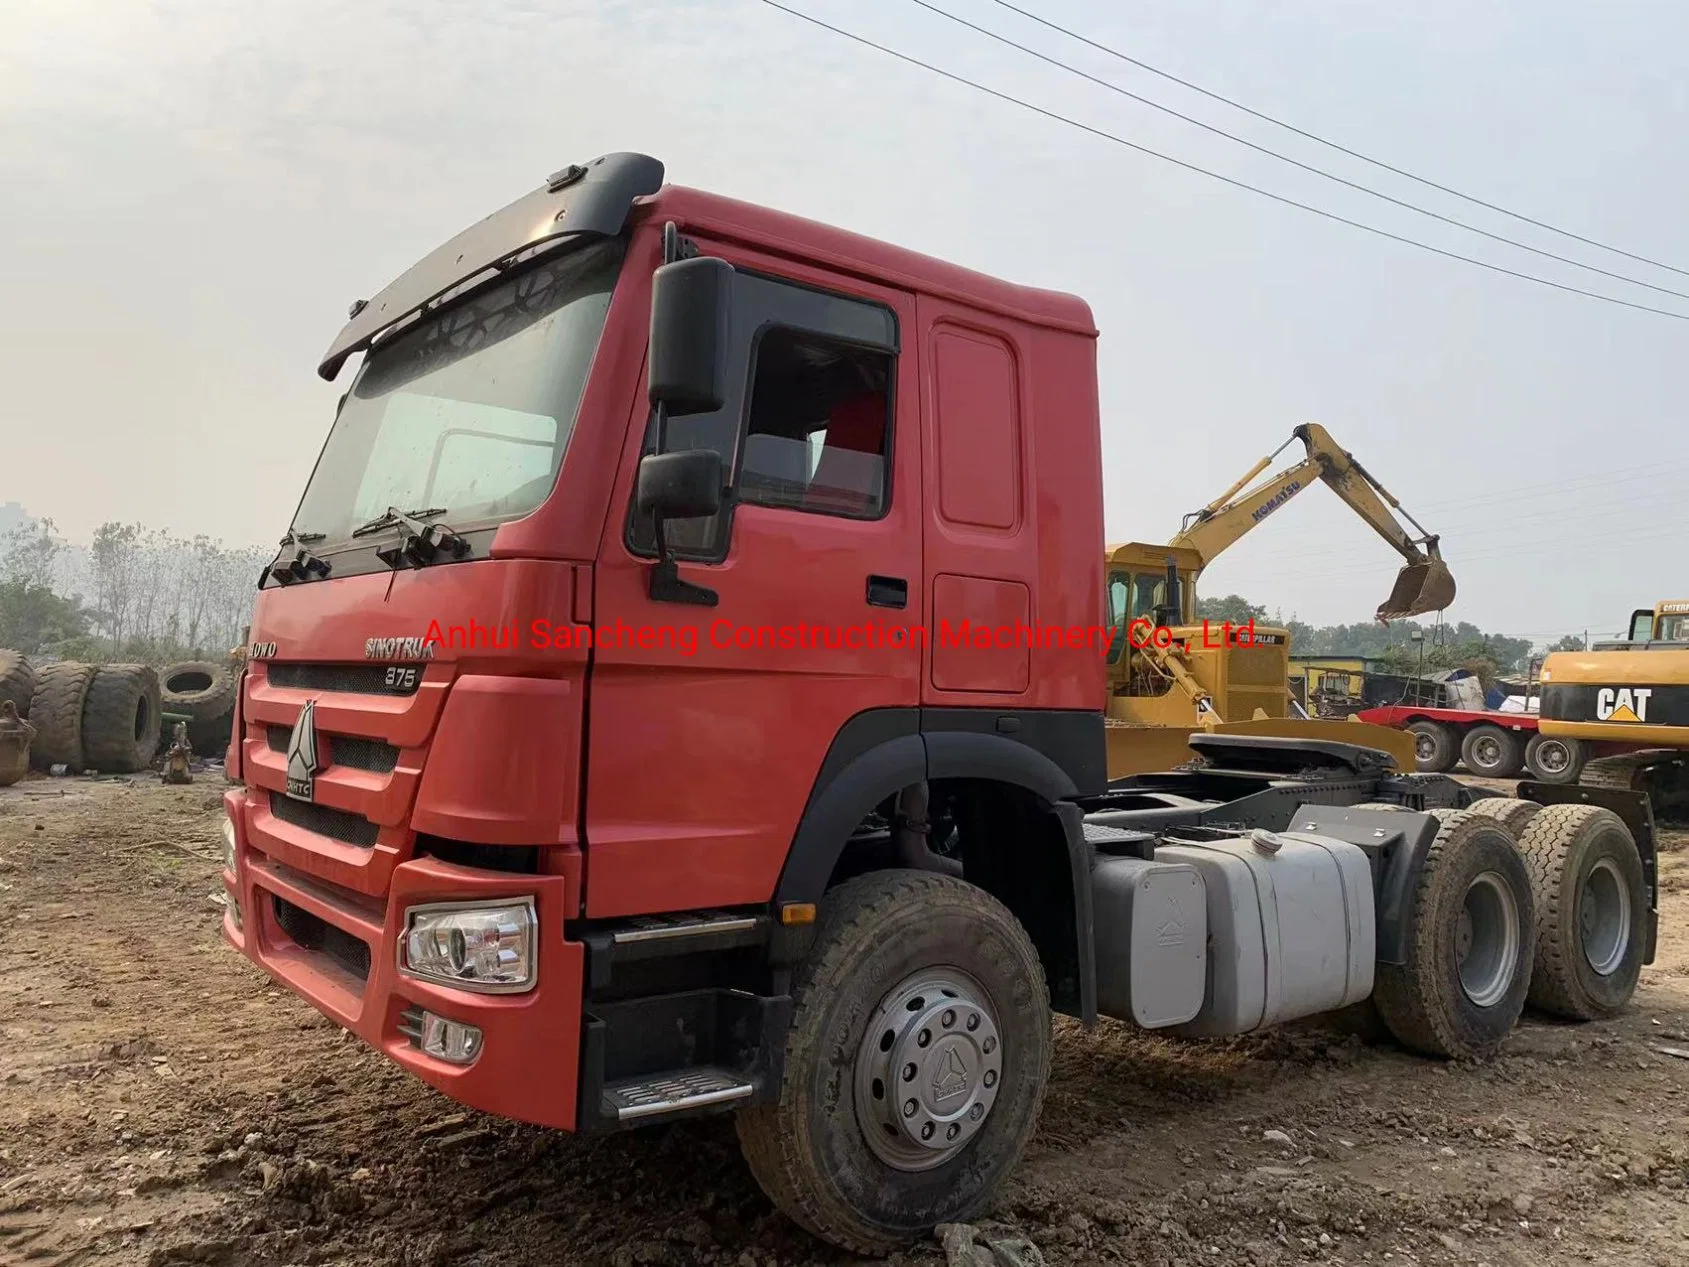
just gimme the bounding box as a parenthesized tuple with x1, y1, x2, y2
(270, 527, 332, 585)
(351, 505, 449, 538)
(352, 505, 472, 569)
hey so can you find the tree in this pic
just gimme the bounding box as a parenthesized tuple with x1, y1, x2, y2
(1546, 633, 1586, 653)
(1196, 593, 1267, 625)
(0, 579, 92, 654)
(88, 521, 143, 655)
(0, 516, 65, 590)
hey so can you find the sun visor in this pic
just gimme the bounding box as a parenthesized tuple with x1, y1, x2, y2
(317, 152, 664, 381)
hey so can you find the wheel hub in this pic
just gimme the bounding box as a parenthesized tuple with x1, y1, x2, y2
(854, 969, 1002, 1171)
(1457, 871, 1521, 1009)
(1474, 737, 1500, 766)
(1536, 741, 1570, 774)
(1416, 733, 1436, 760)
(1580, 858, 1631, 976)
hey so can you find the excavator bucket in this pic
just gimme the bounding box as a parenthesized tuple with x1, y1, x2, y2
(1377, 558, 1456, 622)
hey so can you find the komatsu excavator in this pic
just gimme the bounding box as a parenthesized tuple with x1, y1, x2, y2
(1105, 422, 1456, 777)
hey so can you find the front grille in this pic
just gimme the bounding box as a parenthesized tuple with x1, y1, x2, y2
(266, 726, 400, 773)
(268, 792, 380, 847)
(266, 663, 422, 695)
(272, 897, 371, 981)
(1228, 646, 1285, 688)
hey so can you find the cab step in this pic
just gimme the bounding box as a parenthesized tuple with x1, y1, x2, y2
(602, 1067, 755, 1122)
(580, 911, 770, 989)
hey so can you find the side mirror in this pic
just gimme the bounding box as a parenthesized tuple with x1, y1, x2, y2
(636, 449, 724, 520)
(648, 256, 734, 416)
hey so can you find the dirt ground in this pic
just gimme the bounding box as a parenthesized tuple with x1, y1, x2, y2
(1, 776, 1686, 1267)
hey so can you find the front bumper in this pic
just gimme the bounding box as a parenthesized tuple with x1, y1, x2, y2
(221, 788, 584, 1129)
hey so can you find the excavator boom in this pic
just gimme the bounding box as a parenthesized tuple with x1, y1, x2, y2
(1170, 422, 1455, 621)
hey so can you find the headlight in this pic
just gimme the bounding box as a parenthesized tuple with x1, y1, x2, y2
(400, 898, 537, 993)
(221, 818, 237, 872)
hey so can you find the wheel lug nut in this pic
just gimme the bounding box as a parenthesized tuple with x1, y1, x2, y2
(966, 1013, 980, 1031)
(970, 1104, 985, 1120)
(942, 1009, 955, 1028)
(903, 1099, 918, 1118)
(920, 1122, 935, 1141)
(983, 1069, 997, 1088)
(982, 1036, 996, 1055)
(917, 1030, 931, 1048)
(947, 1123, 960, 1140)
(903, 1062, 917, 1082)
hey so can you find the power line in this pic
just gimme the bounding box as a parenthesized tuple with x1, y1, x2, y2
(987, 0, 1689, 282)
(910, 0, 1689, 303)
(757, 2, 1689, 322)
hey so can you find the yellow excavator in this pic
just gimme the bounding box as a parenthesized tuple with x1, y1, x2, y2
(1536, 598, 1689, 816)
(1105, 422, 1456, 777)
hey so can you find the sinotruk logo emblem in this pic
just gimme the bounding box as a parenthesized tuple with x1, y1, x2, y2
(285, 700, 321, 800)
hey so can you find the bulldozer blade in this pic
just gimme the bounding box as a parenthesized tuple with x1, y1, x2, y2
(1377, 559, 1456, 621)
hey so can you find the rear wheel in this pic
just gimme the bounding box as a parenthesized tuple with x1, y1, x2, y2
(1463, 797, 1544, 837)
(1523, 734, 1585, 784)
(1373, 813, 1535, 1059)
(736, 870, 1051, 1253)
(1407, 721, 1457, 773)
(1513, 805, 1646, 1020)
(1461, 725, 1524, 778)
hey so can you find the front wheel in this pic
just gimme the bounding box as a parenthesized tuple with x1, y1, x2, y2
(736, 870, 1051, 1254)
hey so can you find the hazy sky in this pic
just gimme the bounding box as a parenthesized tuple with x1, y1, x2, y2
(3, 0, 1683, 640)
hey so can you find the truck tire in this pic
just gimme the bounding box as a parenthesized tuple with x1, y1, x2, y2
(1372, 813, 1535, 1059)
(736, 869, 1051, 1254)
(81, 664, 162, 773)
(1513, 805, 1646, 1020)
(161, 661, 238, 754)
(1523, 734, 1585, 784)
(0, 650, 36, 718)
(1407, 721, 1457, 773)
(1461, 724, 1524, 779)
(1462, 797, 1543, 837)
(28, 662, 97, 771)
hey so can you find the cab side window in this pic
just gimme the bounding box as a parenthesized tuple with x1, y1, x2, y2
(738, 328, 891, 519)
(627, 268, 898, 560)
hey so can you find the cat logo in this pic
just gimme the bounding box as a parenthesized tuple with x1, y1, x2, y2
(1595, 687, 1651, 723)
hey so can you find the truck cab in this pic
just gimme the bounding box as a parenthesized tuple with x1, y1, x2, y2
(223, 151, 1106, 1144)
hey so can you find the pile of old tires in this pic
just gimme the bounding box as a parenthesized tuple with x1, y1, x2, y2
(159, 660, 238, 756)
(0, 652, 164, 774)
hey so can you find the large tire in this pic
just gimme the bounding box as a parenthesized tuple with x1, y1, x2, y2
(0, 650, 36, 718)
(81, 664, 162, 773)
(1373, 813, 1535, 1059)
(737, 870, 1051, 1253)
(1461, 724, 1524, 779)
(1407, 720, 1457, 773)
(1524, 733, 1585, 784)
(1513, 805, 1646, 1020)
(161, 660, 237, 754)
(28, 662, 97, 771)
(1463, 797, 1544, 837)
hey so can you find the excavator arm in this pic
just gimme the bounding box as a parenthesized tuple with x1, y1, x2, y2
(1170, 422, 1455, 621)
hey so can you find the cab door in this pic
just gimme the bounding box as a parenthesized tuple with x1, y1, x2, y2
(584, 251, 922, 918)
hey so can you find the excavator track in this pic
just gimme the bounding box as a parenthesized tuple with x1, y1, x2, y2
(1579, 751, 1689, 822)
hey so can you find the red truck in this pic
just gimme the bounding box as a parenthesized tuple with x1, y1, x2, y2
(219, 153, 1654, 1252)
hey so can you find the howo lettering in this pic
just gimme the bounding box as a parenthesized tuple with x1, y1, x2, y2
(220, 153, 1656, 1253)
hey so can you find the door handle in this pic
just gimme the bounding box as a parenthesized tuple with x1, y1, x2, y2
(867, 575, 908, 609)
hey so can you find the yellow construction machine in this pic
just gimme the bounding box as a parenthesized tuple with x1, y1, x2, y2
(1537, 598, 1689, 816)
(1105, 423, 1455, 777)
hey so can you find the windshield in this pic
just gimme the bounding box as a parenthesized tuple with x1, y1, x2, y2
(1658, 614, 1689, 641)
(291, 237, 626, 545)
